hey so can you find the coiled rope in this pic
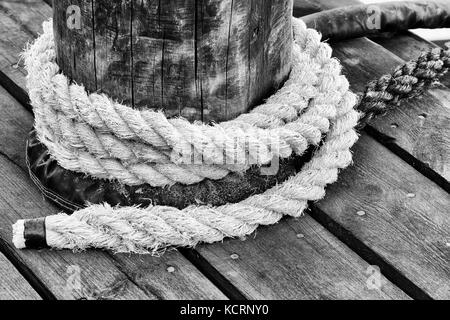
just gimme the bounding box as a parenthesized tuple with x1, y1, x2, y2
(13, 18, 359, 253)
(24, 20, 350, 187)
(12, 16, 450, 254)
(359, 48, 450, 125)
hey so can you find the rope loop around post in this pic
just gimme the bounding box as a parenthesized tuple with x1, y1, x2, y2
(13, 17, 360, 253)
(13, 6, 450, 254)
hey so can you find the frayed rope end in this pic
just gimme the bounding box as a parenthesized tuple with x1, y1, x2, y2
(12, 217, 48, 250)
(12, 220, 26, 249)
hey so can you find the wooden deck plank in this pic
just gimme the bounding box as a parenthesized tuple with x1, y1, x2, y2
(332, 39, 450, 184)
(197, 215, 410, 299)
(293, 0, 450, 299)
(366, 29, 449, 86)
(0, 0, 228, 300)
(316, 135, 450, 299)
(296, 0, 450, 186)
(191, 1, 450, 300)
(0, 0, 41, 91)
(0, 252, 41, 300)
(0, 0, 410, 300)
(2, 0, 446, 297)
(370, 31, 450, 69)
(0, 83, 226, 300)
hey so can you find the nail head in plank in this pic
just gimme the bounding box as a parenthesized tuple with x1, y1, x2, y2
(333, 37, 450, 183)
(0, 0, 232, 299)
(296, 0, 450, 184)
(197, 215, 409, 300)
(318, 134, 450, 299)
(0, 74, 227, 300)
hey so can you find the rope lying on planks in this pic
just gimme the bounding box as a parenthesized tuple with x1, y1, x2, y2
(358, 48, 450, 126)
(12, 15, 450, 254)
(13, 18, 359, 253)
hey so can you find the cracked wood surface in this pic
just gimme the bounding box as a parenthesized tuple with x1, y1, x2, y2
(54, 0, 293, 122)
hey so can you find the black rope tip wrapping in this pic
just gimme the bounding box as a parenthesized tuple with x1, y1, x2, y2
(23, 218, 48, 249)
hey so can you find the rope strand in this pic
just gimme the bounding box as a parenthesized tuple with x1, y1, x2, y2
(24, 19, 347, 187)
(13, 18, 360, 253)
(15, 15, 448, 254)
(358, 47, 450, 126)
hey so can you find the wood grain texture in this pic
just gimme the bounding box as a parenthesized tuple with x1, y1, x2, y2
(189, 0, 450, 299)
(370, 31, 450, 87)
(54, 0, 293, 122)
(197, 214, 409, 299)
(296, 0, 450, 184)
(295, 0, 450, 299)
(2, 0, 447, 300)
(332, 39, 450, 182)
(0, 252, 41, 300)
(0, 84, 226, 300)
(0, 0, 52, 37)
(2, 0, 410, 300)
(0, 2, 226, 300)
(0, 0, 52, 91)
(1, 0, 302, 234)
(316, 135, 450, 299)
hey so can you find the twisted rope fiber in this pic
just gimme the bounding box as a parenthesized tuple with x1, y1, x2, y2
(14, 14, 450, 254)
(358, 46, 450, 126)
(13, 18, 360, 253)
(25, 20, 350, 187)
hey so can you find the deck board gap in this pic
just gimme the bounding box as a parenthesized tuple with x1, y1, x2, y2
(364, 126, 450, 193)
(308, 205, 433, 300)
(0, 70, 32, 114)
(180, 248, 247, 300)
(0, 237, 56, 300)
(0, 47, 240, 301)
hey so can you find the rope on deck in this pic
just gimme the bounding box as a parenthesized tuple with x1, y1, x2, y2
(12, 14, 450, 254)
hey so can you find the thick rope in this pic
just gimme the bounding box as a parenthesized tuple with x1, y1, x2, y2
(14, 93, 358, 254)
(358, 47, 450, 125)
(24, 20, 348, 187)
(13, 13, 450, 254)
(13, 18, 359, 253)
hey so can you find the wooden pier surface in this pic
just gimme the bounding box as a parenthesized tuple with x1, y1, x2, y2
(0, 0, 448, 300)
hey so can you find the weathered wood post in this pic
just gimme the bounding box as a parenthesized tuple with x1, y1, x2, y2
(54, 0, 293, 122)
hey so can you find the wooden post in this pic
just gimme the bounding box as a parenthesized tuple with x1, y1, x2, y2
(54, 0, 293, 122)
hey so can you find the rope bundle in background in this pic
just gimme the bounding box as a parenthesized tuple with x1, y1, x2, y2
(301, 0, 450, 126)
(358, 48, 450, 125)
